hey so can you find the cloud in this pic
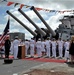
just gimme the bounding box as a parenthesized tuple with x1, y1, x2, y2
(51, 0, 74, 9)
(1, 0, 74, 10)
(0, 24, 5, 34)
(6, 8, 35, 39)
(0, 0, 74, 39)
(7, 0, 30, 3)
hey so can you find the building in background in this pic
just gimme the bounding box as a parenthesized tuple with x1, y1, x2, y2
(9, 32, 25, 41)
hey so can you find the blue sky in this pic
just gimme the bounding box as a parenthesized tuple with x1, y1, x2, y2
(0, 0, 74, 39)
(0, 6, 11, 23)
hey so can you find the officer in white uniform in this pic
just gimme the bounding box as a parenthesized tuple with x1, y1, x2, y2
(41, 39, 46, 56)
(10, 39, 13, 55)
(64, 39, 70, 60)
(36, 38, 42, 57)
(29, 38, 35, 57)
(25, 39, 30, 56)
(45, 37, 51, 58)
(57, 38, 64, 58)
(51, 38, 57, 58)
(13, 36, 20, 59)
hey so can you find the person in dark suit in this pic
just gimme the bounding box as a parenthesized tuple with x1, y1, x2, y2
(69, 36, 74, 64)
(5, 35, 11, 58)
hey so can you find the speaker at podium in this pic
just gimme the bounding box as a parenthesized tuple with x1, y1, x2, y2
(17, 45, 25, 59)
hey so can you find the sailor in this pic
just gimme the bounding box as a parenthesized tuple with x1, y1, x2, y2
(36, 38, 42, 57)
(45, 37, 51, 58)
(10, 39, 14, 55)
(19, 39, 22, 44)
(57, 38, 64, 58)
(25, 39, 30, 56)
(51, 38, 57, 58)
(41, 39, 46, 56)
(29, 38, 35, 57)
(13, 36, 20, 59)
(64, 39, 70, 61)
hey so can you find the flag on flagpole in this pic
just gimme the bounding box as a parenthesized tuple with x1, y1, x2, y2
(0, 17, 10, 49)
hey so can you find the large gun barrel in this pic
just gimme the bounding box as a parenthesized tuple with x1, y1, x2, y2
(30, 6, 56, 36)
(6, 10, 37, 36)
(18, 8, 46, 36)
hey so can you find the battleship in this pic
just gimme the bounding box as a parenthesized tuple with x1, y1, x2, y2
(6, 6, 74, 41)
(55, 15, 74, 41)
(6, 6, 57, 41)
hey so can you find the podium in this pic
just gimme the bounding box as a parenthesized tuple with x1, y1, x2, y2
(17, 45, 25, 59)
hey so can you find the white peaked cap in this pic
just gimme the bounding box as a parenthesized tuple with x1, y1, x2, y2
(38, 38, 41, 41)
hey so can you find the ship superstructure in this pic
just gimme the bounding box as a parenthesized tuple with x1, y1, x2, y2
(56, 15, 74, 40)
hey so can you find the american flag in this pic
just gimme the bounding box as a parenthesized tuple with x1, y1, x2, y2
(0, 18, 10, 49)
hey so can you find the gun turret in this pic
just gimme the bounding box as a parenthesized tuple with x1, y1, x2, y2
(30, 6, 56, 37)
(6, 10, 37, 36)
(18, 8, 46, 36)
